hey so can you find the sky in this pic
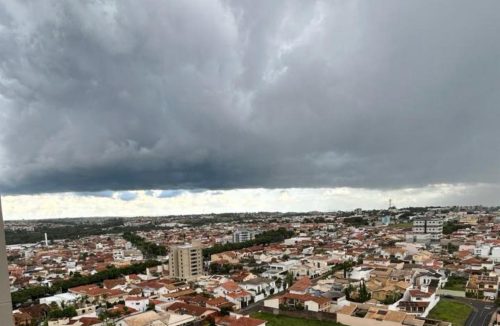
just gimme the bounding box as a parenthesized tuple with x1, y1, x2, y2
(0, 1, 499, 219)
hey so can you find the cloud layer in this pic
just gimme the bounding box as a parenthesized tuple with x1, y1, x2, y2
(3, 184, 499, 220)
(1, 1, 500, 194)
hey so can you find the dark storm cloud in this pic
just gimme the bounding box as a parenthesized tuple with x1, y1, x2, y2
(0, 0, 500, 194)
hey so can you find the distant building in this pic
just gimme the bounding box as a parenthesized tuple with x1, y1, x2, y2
(169, 241, 203, 281)
(380, 216, 391, 225)
(232, 229, 258, 243)
(412, 217, 443, 241)
(405, 217, 442, 243)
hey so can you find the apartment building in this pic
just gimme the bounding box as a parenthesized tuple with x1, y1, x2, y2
(406, 218, 443, 243)
(169, 241, 203, 281)
(232, 229, 258, 243)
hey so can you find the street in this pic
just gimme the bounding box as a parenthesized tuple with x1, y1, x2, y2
(452, 297, 496, 326)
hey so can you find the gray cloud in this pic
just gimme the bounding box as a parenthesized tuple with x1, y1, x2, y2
(116, 191, 137, 201)
(0, 1, 500, 194)
(156, 190, 185, 198)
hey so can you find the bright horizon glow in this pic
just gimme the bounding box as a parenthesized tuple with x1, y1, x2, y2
(2, 183, 498, 220)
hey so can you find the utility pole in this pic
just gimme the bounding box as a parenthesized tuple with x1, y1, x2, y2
(0, 196, 14, 325)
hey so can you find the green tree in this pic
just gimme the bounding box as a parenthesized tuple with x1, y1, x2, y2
(358, 280, 371, 303)
(285, 272, 294, 288)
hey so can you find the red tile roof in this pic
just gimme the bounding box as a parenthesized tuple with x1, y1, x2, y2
(288, 277, 311, 292)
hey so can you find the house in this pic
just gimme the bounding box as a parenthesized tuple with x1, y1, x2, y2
(115, 310, 196, 326)
(466, 274, 499, 300)
(213, 281, 252, 310)
(348, 267, 373, 281)
(134, 280, 169, 297)
(288, 277, 311, 295)
(68, 284, 126, 303)
(336, 304, 450, 326)
(39, 293, 81, 307)
(413, 270, 446, 288)
(264, 293, 330, 312)
(47, 316, 102, 326)
(104, 289, 127, 304)
(125, 296, 149, 312)
(462, 257, 484, 272)
(103, 278, 126, 290)
(206, 297, 236, 311)
(370, 282, 407, 303)
(379, 247, 408, 260)
(239, 277, 276, 301)
(12, 311, 31, 326)
(211, 251, 240, 265)
(262, 260, 300, 278)
(17, 304, 50, 325)
(231, 271, 257, 283)
(165, 302, 217, 321)
(214, 314, 267, 326)
(398, 284, 439, 316)
(69, 285, 108, 303)
(320, 291, 348, 311)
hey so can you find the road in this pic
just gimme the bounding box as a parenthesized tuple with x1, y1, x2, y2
(450, 297, 496, 326)
(240, 300, 263, 314)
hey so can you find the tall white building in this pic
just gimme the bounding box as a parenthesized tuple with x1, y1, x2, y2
(232, 229, 258, 243)
(411, 218, 443, 241)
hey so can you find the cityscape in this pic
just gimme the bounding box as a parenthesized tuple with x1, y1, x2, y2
(4, 206, 500, 326)
(1, 1, 500, 326)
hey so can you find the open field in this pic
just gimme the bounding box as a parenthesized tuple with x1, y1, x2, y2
(427, 299, 473, 326)
(251, 312, 344, 326)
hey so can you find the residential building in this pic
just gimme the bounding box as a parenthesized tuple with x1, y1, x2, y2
(337, 304, 451, 326)
(232, 230, 258, 243)
(411, 218, 443, 241)
(213, 281, 252, 310)
(124, 296, 149, 312)
(466, 274, 499, 300)
(239, 277, 276, 301)
(214, 314, 267, 326)
(115, 310, 195, 326)
(264, 293, 331, 312)
(169, 241, 203, 281)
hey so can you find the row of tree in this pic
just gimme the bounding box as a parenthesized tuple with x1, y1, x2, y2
(11, 260, 160, 306)
(202, 227, 295, 258)
(443, 221, 471, 235)
(6, 220, 164, 245)
(122, 231, 167, 258)
(47, 305, 77, 319)
(342, 216, 369, 227)
(208, 262, 243, 274)
(345, 280, 371, 302)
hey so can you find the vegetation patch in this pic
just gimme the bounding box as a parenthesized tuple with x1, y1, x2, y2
(11, 260, 160, 306)
(203, 228, 295, 258)
(251, 312, 345, 326)
(443, 222, 471, 235)
(443, 275, 467, 291)
(427, 299, 472, 326)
